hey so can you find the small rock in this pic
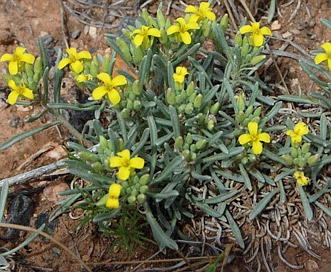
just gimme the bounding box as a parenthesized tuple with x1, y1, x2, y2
(271, 20, 281, 31)
(282, 31, 292, 39)
(88, 26, 98, 39)
(305, 259, 319, 271)
(291, 29, 301, 35)
(71, 29, 81, 39)
(43, 181, 70, 203)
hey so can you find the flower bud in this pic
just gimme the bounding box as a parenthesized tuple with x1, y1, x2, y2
(159, 28, 168, 44)
(190, 144, 196, 152)
(96, 194, 108, 206)
(131, 188, 138, 196)
(122, 28, 131, 40)
(133, 100, 142, 110)
(207, 119, 214, 131)
(301, 143, 310, 154)
(175, 136, 184, 150)
(245, 105, 253, 116)
(250, 55, 266, 66)
(241, 37, 250, 57)
(90, 62, 99, 78)
(132, 80, 141, 95)
(282, 155, 293, 166)
(291, 147, 298, 158)
(127, 195, 136, 204)
(304, 152, 312, 160)
(91, 162, 104, 171)
(102, 55, 111, 73)
(185, 103, 194, 114)
(182, 149, 191, 161)
(139, 174, 150, 185)
(157, 8, 166, 28)
(186, 82, 195, 96)
(220, 14, 229, 32)
(100, 135, 108, 149)
(194, 94, 203, 108)
(234, 32, 242, 46)
(307, 154, 319, 166)
(137, 193, 146, 204)
(210, 102, 220, 114)
(166, 88, 176, 105)
(297, 157, 306, 168)
(202, 21, 211, 37)
(121, 108, 131, 119)
(186, 133, 193, 144)
(253, 107, 261, 117)
(140, 185, 149, 194)
(116, 37, 132, 62)
(236, 111, 246, 123)
(196, 139, 206, 150)
(131, 44, 144, 66)
(78, 151, 99, 162)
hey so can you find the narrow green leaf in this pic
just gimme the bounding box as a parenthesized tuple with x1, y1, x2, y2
(267, 0, 276, 22)
(321, 18, 331, 30)
(0, 121, 60, 151)
(172, 43, 201, 67)
(152, 190, 179, 201)
(151, 156, 184, 185)
(239, 164, 252, 190)
(169, 106, 180, 138)
(278, 95, 318, 104)
(249, 188, 280, 220)
(0, 181, 9, 222)
(132, 128, 150, 156)
(225, 210, 245, 249)
(93, 209, 120, 223)
(147, 114, 158, 147)
(298, 185, 313, 220)
(260, 101, 282, 127)
(205, 189, 239, 204)
(194, 200, 223, 218)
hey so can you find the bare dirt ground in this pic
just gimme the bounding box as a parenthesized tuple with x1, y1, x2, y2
(1, 0, 331, 271)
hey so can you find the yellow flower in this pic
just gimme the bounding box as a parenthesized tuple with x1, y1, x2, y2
(131, 25, 161, 48)
(58, 48, 91, 74)
(7, 80, 34, 105)
(0, 46, 35, 75)
(76, 74, 93, 83)
(167, 17, 200, 45)
(173, 66, 189, 84)
(286, 122, 309, 144)
(106, 183, 122, 209)
(238, 122, 270, 155)
(185, 2, 216, 23)
(294, 171, 310, 186)
(314, 42, 331, 70)
(92, 73, 127, 105)
(109, 149, 145, 181)
(239, 22, 272, 47)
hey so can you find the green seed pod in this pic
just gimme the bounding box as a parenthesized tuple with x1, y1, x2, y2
(182, 149, 191, 161)
(186, 133, 193, 144)
(301, 143, 310, 154)
(194, 94, 203, 108)
(220, 14, 229, 32)
(133, 100, 142, 111)
(102, 55, 111, 73)
(210, 102, 220, 115)
(140, 185, 149, 194)
(137, 193, 146, 204)
(91, 162, 104, 171)
(282, 155, 293, 166)
(100, 135, 108, 150)
(185, 103, 194, 114)
(253, 107, 262, 117)
(139, 174, 150, 185)
(127, 195, 136, 204)
(291, 147, 298, 158)
(307, 154, 319, 166)
(132, 80, 141, 95)
(121, 108, 131, 119)
(196, 139, 206, 150)
(166, 88, 176, 105)
(250, 55, 266, 66)
(236, 111, 246, 123)
(116, 37, 132, 63)
(175, 136, 184, 150)
(78, 151, 100, 162)
(96, 194, 108, 206)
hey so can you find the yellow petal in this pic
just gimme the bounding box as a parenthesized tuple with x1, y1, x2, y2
(173, 73, 184, 83)
(130, 157, 145, 169)
(92, 86, 108, 100)
(252, 33, 264, 47)
(21, 53, 35, 64)
(205, 12, 216, 21)
(0, 53, 13, 62)
(22, 88, 34, 100)
(186, 22, 200, 30)
(239, 25, 253, 34)
(133, 34, 144, 46)
(58, 58, 71, 70)
(147, 28, 161, 37)
(315, 53, 329, 64)
(106, 198, 120, 209)
(112, 75, 127, 87)
(252, 140, 263, 154)
(248, 122, 258, 136)
(109, 156, 123, 167)
(8, 61, 18, 75)
(167, 25, 180, 35)
(7, 91, 20, 105)
(118, 166, 130, 180)
(185, 5, 198, 13)
(8, 80, 17, 90)
(15, 46, 27, 57)
(108, 89, 121, 105)
(200, 2, 210, 10)
(321, 42, 331, 54)
(181, 32, 192, 44)
(77, 50, 91, 60)
(70, 60, 84, 73)
(295, 122, 309, 135)
(108, 183, 122, 198)
(258, 132, 270, 143)
(97, 72, 111, 85)
(260, 26, 272, 36)
(117, 149, 130, 161)
(66, 47, 77, 57)
(238, 133, 252, 145)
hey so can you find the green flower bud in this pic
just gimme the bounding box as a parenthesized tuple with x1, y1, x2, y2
(185, 103, 194, 114)
(191, 152, 197, 160)
(96, 146, 104, 154)
(304, 152, 312, 160)
(189, 93, 196, 103)
(307, 154, 319, 166)
(132, 80, 141, 95)
(186, 82, 195, 96)
(91, 162, 104, 171)
(250, 55, 266, 66)
(137, 193, 146, 204)
(126, 100, 133, 110)
(234, 32, 242, 46)
(190, 144, 196, 152)
(116, 37, 132, 62)
(127, 195, 136, 204)
(236, 111, 246, 123)
(220, 14, 229, 32)
(241, 157, 249, 164)
(131, 44, 144, 66)
(175, 93, 184, 104)
(159, 28, 168, 44)
(133, 100, 142, 110)
(107, 140, 114, 151)
(96, 194, 108, 206)
(166, 88, 176, 105)
(253, 107, 261, 117)
(118, 138, 124, 151)
(90, 62, 99, 78)
(210, 102, 220, 114)
(157, 8, 166, 28)
(33, 57, 42, 82)
(282, 155, 293, 166)
(139, 174, 150, 185)
(122, 181, 129, 189)
(102, 55, 111, 73)
(202, 21, 211, 37)
(207, 119, 214, 131)
(196, 139, 206, 150)
(249, 154, 257, 162)
(131, 188, 138, 196)
(122, 28, 131, 40)
(194, 94, 203, 108)
(25, 63, 34, 79)
(245, 105, 253, 116)
(78, 151, 99, 162)
(301, 143, 310, 154)
(175, 136, 184, 150)
(250, 116, 260, 123)
(140, 185, 149, 194)
(178, 104, 186, 113)
(197, 113, 204, 124)
(121, 108, 131, 119)
(297, 157, 306, 168)
(291, 147, 298, 158)
(182, 149, 191, 161)
(186, 133, 193, 144)
(241, 37, 250, 57)
(100, 135, 108, 149)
